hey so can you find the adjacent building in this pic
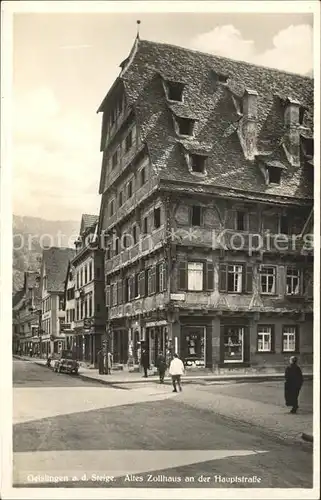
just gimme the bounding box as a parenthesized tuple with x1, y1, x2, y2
(12, 271, 41, 355)
(70, 214, 106, 365)
(97, 38, 313, 372)
(39, 247, 76, 356)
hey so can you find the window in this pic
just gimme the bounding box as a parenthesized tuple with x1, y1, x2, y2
(132, 225, 138, 245)
(154, 207, 161, 229)
(84, 265, 88, 284)
(106, 245, 111, 260)
(138, 271, 146, 297)
(88, 261, 92, 282)
(191, 206, 202, 226)
(283, 326, 298, 352)
(140, 167, 146, 186)
(76, 271, 79, 289)
(219, 264, 243, 293)
(117, 280, 123, 304)
(125, 130, 133, 152)
(236, 211, 246, 231)
(190, 154, 206, 174)
(112, 150, 118, 169)
(257, 326, 273, 352)
(76, 301, 79, 320)
(167, 81, 184, 102)
(115, 238, 120, 255)
(157, 262, 167, 292)
(263, 214, 278, 234)
(111, 284, 117, 307)
(118, 190, 123, 207)
(127, 180, 133, 199)
(267, 166, 282, 184)
(260, 266, 277, 294)
(187, 262, 203, 291)
(286, 267, 301, 295)
(143, 216, 148, 234)
(177, 117, 195, 136)
(106, 285, 111, 307)
(134, 274, 139, 298)
(109, 200, 115, 217)
(148, 267, 156, 295)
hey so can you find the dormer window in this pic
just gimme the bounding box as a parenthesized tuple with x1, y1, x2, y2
(267, 166, 282, 184)
(190, 154, 206, 174)
(167, 81, 184, 102)
(176, 117, 195, 136)
(213, 71, 229, 84)
(301, 136, 314, 159)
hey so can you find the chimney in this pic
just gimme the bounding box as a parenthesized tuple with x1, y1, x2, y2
(283, 98, 300, 166)
(240, 89, 258, 160)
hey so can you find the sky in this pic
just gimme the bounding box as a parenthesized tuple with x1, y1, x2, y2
(12, 8, 314, 221)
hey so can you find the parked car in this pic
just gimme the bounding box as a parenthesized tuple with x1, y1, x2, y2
(53, 350, 79, 375)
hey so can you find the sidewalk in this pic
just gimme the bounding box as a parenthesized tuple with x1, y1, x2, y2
(13, 355, 313, 385)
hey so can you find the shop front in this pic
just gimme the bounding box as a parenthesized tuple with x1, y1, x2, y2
(145, 322, 169, 366)
(219, 319, 250, 367)
(181, 326, 206, 368)
(111, 329, 128, 364)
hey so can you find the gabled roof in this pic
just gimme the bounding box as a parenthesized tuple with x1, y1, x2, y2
(42, 247, 76, 293)
(80, 214, 99, 235)
(99, 38, 313, 202)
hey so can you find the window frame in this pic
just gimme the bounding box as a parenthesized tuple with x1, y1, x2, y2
(187, 262, 204, 291)
(285, 266, 302, 296)
(259, 265, 277, 295)
(282, 325, 299, 353)
(257, 325, 274, 353)
(154, 207, 161, 229)
(190, 154, 206, 174)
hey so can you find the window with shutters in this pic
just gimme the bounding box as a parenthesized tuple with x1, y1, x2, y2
(134, 274, 139, 298)
(282, 326, 298, 352)
(286, 267, 302, 295)
(157, 262, 167, 292)
(127, 276, 134, 302)
(187, 262, 203, 291)
(257, 325, 273, 352)
(148, 267, 156, 295)
(191, 206, 202, 226)
(259, 265, 277, 294)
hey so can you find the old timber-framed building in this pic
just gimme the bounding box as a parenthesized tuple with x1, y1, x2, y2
(97, 38, 313, 372)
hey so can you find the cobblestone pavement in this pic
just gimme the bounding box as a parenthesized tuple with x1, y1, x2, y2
(11, 359, 314, 490)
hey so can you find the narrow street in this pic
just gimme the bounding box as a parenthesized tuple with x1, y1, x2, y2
(12, 359, 313, 489)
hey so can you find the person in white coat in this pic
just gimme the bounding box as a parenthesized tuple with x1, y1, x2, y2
(169, 353, 185, 392)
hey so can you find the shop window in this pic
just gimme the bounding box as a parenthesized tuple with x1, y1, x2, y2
(190, 154, 206, 174)
(154, 207, 161, 229)
(286, 267, 301, 295)
(282, 326, 298, 352)
(223, 326, 244, 363)
(166, 81, 184, 102)
(191, 206, 202, 226)
(257, 326, 273, 352)
(183, 328, 205, 368)
(259, 265, 277, 294)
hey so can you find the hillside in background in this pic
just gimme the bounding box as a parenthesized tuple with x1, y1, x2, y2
(13, 215, 79, 293)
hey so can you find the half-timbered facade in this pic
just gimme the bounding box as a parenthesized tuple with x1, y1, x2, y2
(97, 38, 313, 372)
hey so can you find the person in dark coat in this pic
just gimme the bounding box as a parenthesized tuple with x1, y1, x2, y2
(97, 349, 104, 375)
(156, 352, 167, 383)
(285, 356, 303, 414)
(141, 349, 149, 378)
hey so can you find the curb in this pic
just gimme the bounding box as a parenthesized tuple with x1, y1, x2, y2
(301, 432, 313, 443)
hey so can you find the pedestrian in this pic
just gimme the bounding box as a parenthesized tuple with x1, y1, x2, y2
(98, 349, 104, 375)
(169, 353, 185, 392)
(156, 351, 167, 383)
(107, 351, 113, 375)
(141, 348, 149, 378)
(285, 356, 303, 414)
(29, 348, 33, 358)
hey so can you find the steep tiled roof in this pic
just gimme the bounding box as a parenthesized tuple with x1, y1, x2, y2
(43, 247, 76, 293)
(101, 39, 313, 202)
(80, 214, 99, 235)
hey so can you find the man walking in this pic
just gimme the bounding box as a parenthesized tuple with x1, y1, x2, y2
(169, 353, 185, 392)
(285, 356, 304, 414)
(156, 351, 167, 383)
(141, 348, 149, 378)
